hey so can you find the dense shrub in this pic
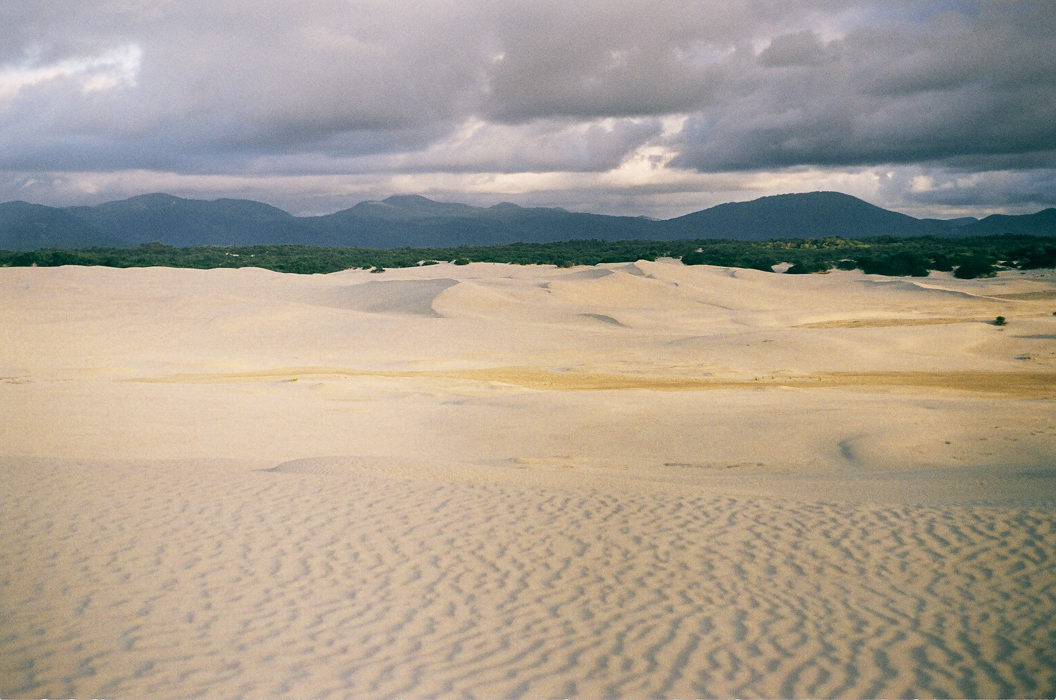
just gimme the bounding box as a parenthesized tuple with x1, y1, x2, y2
(856, 251, 930, 277)
(682, 249, 778, 271)
(10, 252, 41, 266)
(929, 255, 955, 272)
(954, 258, 997, 279)
(785, 260, 831, 274)
(1017, 245, 1056, 269)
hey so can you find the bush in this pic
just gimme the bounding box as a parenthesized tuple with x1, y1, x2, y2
(682, 250, 778, 270)
(785, 260, 831, 274)
(930, 255, 954, 272)
(10, 252, 42, 266)
(1017, 246, 1056, 269)
(681, 251, 707, 266)
(857, 251, 930, 277)
(745, 259, 778, 272)
(954, 258, 996, 279)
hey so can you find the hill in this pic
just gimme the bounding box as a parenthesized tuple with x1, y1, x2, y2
(1, 191, 1053, 251)
(0, 201, 123, 249)
(66, 193, 305, 246)
(659, 191, 961, 240)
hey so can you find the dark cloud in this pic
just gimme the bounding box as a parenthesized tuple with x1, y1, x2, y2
(0, 0, 1054, 217)
(878, 166, 1056, 213)
(669, 1, 1056, 171)
(757, 30, 833, 67)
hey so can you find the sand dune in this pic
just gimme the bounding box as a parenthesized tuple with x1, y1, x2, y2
(2, 261, 1056, 698)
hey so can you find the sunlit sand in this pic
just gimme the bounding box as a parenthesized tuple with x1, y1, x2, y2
(3, 260, 1056, 698)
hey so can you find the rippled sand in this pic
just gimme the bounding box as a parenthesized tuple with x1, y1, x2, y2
(4, 456, 1055, 698)
(2, 261, 1056, 698)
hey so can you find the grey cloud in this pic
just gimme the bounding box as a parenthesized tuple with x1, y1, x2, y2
(670, 1, 1056, 171)
(477, 0, 853, 122)
(0, 1, 493, 165)
(0, 0, 1054, 217)
(877, 166, 1056, 211)
(757, 30, 832, 67)
(0, 0, 876, 174)
(228, 118, 662, 179)
(383, 118, 665, 174)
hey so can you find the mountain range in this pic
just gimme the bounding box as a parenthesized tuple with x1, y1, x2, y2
(2, 191, 1054, 251)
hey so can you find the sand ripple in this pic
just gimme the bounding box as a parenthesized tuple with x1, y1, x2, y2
(2, 457, 1055, 699)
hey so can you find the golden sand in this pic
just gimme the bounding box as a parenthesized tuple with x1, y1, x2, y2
(133, 365, 1056, 398)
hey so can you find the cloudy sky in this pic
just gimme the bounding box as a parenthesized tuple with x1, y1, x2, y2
(1, 0, 1055, 219)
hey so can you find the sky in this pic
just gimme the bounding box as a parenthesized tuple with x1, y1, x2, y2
(1, 0, 1055, 220)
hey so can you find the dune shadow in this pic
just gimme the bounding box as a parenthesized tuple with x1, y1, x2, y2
(580, 313, 625, 327)
(316, 278, 459, 316)
(560, 268, 614, 281)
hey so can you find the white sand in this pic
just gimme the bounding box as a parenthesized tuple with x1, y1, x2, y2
(2, 261, 1055, 698)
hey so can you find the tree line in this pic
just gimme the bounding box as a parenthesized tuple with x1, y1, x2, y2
(3, 234, 1055, 279)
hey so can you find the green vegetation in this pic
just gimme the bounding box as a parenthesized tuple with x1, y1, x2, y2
(1, 234, 1054, 278)
(994, 316, 1007, 326)
(953, 257, 996, 279)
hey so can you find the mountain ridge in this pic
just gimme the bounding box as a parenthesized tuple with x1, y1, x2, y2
(1, 191, 1053, 251)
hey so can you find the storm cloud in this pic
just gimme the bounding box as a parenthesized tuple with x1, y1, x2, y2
(1, 0, 1054, 217)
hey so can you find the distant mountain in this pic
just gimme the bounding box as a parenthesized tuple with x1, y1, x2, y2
(338, 194, 491, 222)
(1, 191, 1053, 251)
(67, 193, 304, 246)
(959, 208, 1056, 237)
(0, 201, 119, 249)
(936, 217, 979, 227)
(308, 195, 656, 248)
(659, 191, 962, 240)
